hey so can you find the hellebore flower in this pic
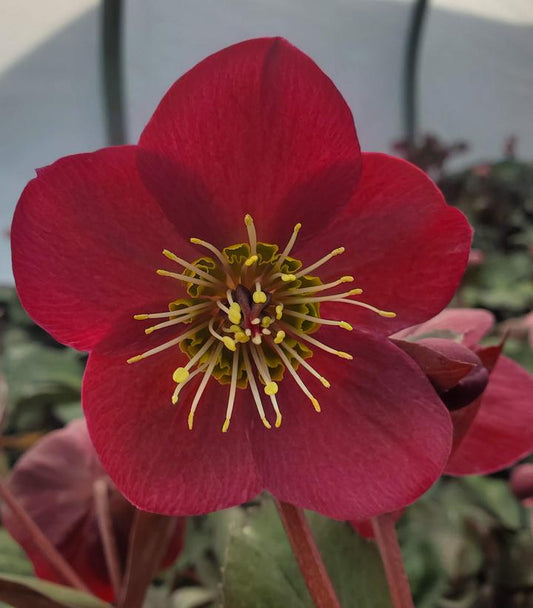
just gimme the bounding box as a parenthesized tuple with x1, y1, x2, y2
(11, 38, 471, 520)
(396, 308, 533, 475)
(352, 307, 533, 536)
(1, 420, 184, 602)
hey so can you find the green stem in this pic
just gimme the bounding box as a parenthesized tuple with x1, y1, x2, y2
(404, 0, 429, 145)
(274, 499, 341, 608)
(101, 0, 126, 145)
(371, 513, 414, 608)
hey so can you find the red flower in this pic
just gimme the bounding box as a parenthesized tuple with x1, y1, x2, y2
(11, 38, 471, 520)
(1, 420, 184, 602)
(352, 307, 533, 536)
(397, 308, 533, 475)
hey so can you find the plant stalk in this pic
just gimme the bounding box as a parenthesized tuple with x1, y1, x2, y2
(371, 513, 414, 608)
(274, 499, 341, 608)
(0, 479, 90, 593)
(403, 0, 429, 145)
(101, 0, 126, 145)
(93, 478, 123, 599)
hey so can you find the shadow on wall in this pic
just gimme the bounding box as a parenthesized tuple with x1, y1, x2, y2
(1, 0, 532, 284)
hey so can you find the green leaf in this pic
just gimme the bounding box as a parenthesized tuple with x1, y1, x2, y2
(0, 573, 111, 608)
(175, 509, 245, 591)
(0, 288, 33, 327)
(2, 328, 84, 428)
(52, 401, 83, 424)
(222, 498, 392, 608)
(460, 476, 523, 530)
(170, 587, 216, 608)
(398, 481, 488, 605)
(307, 511, 392, 608)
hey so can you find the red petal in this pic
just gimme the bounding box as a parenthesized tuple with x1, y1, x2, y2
(12, 146, 193, 351)
(2, 419, 184, 601)
(446, 356, 533, 475)
(394, 308, 494, 347)
(137, 37, 361, 246)
(1, 420, 113, 600)
(83, 349, 262, 515)
(251, 330, 452, 520)
(391, 338, 476, 391)
(449, 397, 482, 456)
(476, 342, 504, 373)
(294, 153, 472, 335)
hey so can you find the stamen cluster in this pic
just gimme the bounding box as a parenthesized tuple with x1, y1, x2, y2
(128, 215, 395, 432)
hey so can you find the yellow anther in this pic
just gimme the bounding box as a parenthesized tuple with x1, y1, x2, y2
(294, 222, 302, 233)
(378, 310, 397, 318)
(234, 331, 250, 343)
(348, 288, 364, 296)
(336, 351, 353, 360)
(280, 274, 296, 282)
(341, 275, 354, 282)
(275, 412, 282, 428)
(172, 367, 190, 383)
(228, 302, 242, 324)
(172, 395, 179, 405)
(222, 337, 237, 351)
(333, 247, 345, 256)
(244, 255, 258, 267)
(274, 330, 285, 344)
(144, 327, 156, 335)
(310, 398, 321, 412)
(339, 321, 353, 331)
(320, 377, 331, 388)
(253, 290, 267, 304)
(126, 355, 143, 364)
(261, 417, 272, 430)
(188, 411, 195, 430)
(244, 214, 254, 226)
(190, 237, 202, 245)
(261, 316, 272, 328)
(162, 249, 179, 261)
(222, 418, 231, 433)
(275, 304, 284, 320)
(133, 314, 149, 320)
(265, 382, 278, 396)
(230, 324, 241, 332)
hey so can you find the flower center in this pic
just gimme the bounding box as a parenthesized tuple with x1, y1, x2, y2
(128, 215, 396, 432)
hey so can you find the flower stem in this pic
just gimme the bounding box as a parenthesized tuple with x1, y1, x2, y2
(0, 478, 90, 593)
(119, 510, 176, 608)
(274, 499, 340, 608)
(93, 478, 123, 599)
(371, 513, 414, 608)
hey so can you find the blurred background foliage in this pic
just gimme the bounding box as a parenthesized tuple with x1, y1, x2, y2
(0, 138, 531, 607)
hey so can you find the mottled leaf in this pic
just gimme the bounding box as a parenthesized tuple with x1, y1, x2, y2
(222, 498, 392, 608)
(0, 573, 111, 608)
